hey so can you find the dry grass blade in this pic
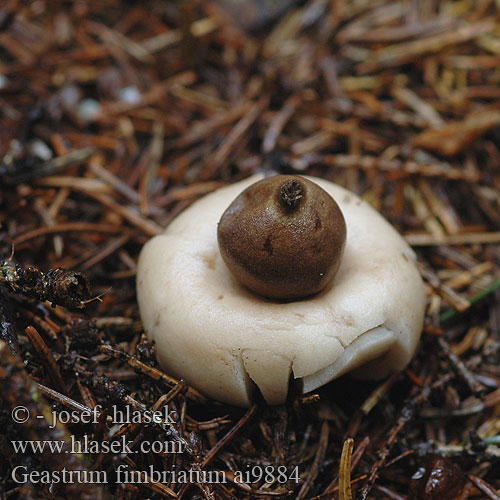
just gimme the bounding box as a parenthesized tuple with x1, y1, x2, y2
(339, 437, 354, 500)
(412, 110, 500, 156)
(356, 19, 495, 73)
(13, 223, 122, 246)
(405, 232, 500, 246)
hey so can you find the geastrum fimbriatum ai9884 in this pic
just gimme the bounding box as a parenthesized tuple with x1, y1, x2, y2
(137, 174, 426, 407)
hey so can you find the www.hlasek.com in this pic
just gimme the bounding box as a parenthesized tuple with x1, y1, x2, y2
(11, 464, 301, 485)
(11, 434, 186, 455)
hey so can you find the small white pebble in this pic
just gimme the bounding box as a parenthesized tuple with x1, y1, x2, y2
(77, 98, 101, 121)
(29, 140, 53, 161)
(119, 86, 141, 105)
(60, 84, 82, 110)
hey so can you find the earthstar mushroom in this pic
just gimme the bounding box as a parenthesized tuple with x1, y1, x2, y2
(137, 174, 426, 407)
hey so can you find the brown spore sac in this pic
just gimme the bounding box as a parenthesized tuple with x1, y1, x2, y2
(217, 175, 346, 300)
